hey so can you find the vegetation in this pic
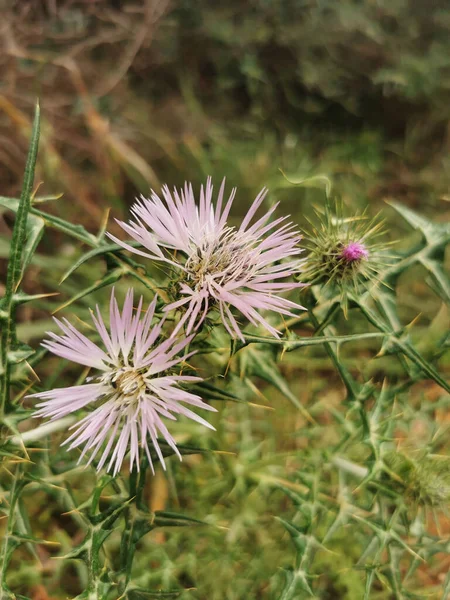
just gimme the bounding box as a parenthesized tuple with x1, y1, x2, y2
(0, 2, 449, 598)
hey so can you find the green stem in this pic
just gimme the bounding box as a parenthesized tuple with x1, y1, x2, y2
(0, 466, 24, 597)
(0, 104, 40, 416)
(305, 294, 358, 400)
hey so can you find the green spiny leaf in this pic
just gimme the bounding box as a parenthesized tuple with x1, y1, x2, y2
(4, 103, 40, 296)
(59, 242, 129, 283)
(0, 103, 40, 415)
(153, 510, 208, 528)
(127, 589, 185, 599)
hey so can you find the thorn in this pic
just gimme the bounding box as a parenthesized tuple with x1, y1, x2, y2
(97, 207, 111, 241)
(61, 508, 83, 517)
(25, 366, 41, 386)
(224, 354, 233, 378)
(405, 313, 422, 329)
(248, 402, 275, 411)
(30, 180, 44, 201)
(32, 192, 64, 204)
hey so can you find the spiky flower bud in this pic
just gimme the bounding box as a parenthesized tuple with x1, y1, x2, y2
(302, 201, 391, 313)
(383, 450, 450, 507)
(340, 241, 369, 262)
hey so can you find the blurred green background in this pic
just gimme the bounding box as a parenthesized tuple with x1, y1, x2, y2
(1, 1, 450, 598)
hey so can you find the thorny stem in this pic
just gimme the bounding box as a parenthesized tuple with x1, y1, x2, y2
(332, 456, 369, 478)
(0, 105, 40, 416)
(0, 466, 24, 598)
(304, 292, 358, 400)
(118, 458, 149, 594)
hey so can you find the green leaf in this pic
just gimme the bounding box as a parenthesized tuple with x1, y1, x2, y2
(387, 200, 435, 237)
(53, 269, 123, 313)
(59, 242, 128, 283)
(419, 257, 450, 303)
(241, 332, 385, 351)
(1, 102, 40, 415)
(12, 291, 58, 306)
(127, 589, 185, 599)
(3, 103, 40, 296)
(192, 380, 242, 402)
(153, 510, 208, 528)
(277, 568, 314, 599)
(280, 171, 332, 198)
(277, 518, 309, 555)
(0, 198, 45, 287)
(273, 484, 307, 507)
(387, 200, 450, 245)
(158, 441, 210, 458)
(0, 196, 99, 246)
(240, 345, 314, 422)
(7, 345, 34, 365)
(392, 337, 450, 394)
(18, 213, 44, 286)
(0, 471, 28, 597)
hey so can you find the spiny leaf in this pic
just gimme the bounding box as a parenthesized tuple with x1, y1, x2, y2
(419, 257, 450, 303)
(277, 567, 314, 599)
(387, 200, 450, 244)
(53, 269, 123, 313)
(0, 198, 45, 288)
(153, 510, 208, 528)
(59, 241, 130, 283)
(151, 441, 211, 461)
(239, 345, 314, 422)
(0, 103, 40, 415)
(127, 589, 185, 599)
(0, 196, 98, 246)
(12, 291, 59, 306)
(6, 344, 34, 365)
(3, 103, 40, 296)
(274, 484, 307, 507)
(192, 380, 242, 402)
(241, 331, 386, 351)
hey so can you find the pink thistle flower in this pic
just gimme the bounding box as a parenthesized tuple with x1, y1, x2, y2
(340, 241, 369, 262)
(108, 178, 305, 340)
(29, 289, 216, 476)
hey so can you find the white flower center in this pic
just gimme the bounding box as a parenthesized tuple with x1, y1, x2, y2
(99, 366, 147, 404)
(185, 228, 256, 290)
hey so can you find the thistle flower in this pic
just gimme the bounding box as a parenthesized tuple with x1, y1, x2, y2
(29, 289, 216, 475)
(107, 178, 305, 340)
(302, 201, 391, 313)
(340, 241, 369, 262)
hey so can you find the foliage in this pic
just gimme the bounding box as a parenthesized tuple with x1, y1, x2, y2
(0, 104, 449, 599)
(1, 0, 450, 217)
(0, 3, 450, 599)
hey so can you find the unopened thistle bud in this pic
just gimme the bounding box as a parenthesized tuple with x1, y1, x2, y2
(302, 201, 391, 314)
(383, 450, 450, 507)
(340, 241, 369, 262)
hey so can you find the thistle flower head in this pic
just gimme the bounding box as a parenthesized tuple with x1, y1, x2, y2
(383, 450, 450, 507)
(29, 289, 216, 476)
(340, 241, 369, 262)
(107, 178, 305, 340)
(302, 201, 390, 313)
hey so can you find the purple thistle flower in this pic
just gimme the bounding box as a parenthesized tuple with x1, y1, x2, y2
(108, 178, 305, 340)
(29, 289, 216, 476)
(340, 241, 369, 262)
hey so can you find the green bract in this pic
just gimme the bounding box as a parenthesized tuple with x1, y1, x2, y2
(302, 201, 392, 315)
